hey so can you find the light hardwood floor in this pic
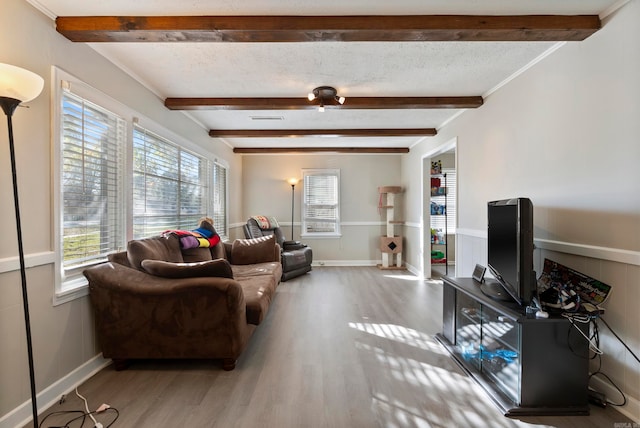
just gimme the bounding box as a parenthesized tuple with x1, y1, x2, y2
(33, 267, 633, 428)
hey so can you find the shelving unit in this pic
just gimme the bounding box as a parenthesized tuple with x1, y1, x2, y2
(377, 186, 404, 270)
(430, 165, 448, 275)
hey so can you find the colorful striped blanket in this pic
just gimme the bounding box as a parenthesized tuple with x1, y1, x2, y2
(252, 215, 279, 230)
(163, 227, 221, 250)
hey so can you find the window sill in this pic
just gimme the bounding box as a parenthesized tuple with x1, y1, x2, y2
(300, 233, 342, 239)
(54, 277, 89, 306)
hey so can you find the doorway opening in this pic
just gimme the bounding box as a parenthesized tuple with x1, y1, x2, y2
(422, 138, 456, 280)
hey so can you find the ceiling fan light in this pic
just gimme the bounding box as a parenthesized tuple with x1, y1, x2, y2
(307, 92, 316, 101)
(337, 96, 346, 105)
(318, 104, 325, 113)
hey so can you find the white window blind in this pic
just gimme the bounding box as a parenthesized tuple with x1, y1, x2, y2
(212, 162, 228, 240)
(431, 169, 456, 234)
(133, 125, 211, 238)
(61, 91, 126, 277)
(302, 169, 341, 236)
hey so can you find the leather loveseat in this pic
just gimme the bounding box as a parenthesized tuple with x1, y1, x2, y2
(83, 232, 282, 371)
(244, 216, 313, 281)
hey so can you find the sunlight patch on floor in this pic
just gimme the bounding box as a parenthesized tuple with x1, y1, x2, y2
(354, 341, 523, 428)
(424, 278, 444, 286)
(353, 341, 473, 392)
(348, 322, 447, 355)
(372, 392, 433, 428)
(383, 273, 422, 281)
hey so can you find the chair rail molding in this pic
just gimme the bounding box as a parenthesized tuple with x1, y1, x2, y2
(456, 228, 640, 266)
(0, 251, 55, 274)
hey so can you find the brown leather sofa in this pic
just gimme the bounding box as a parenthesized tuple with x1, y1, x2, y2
(83, 233, 282, 371)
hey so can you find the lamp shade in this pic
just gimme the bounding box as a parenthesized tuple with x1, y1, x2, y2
(0, 63, 44, 103)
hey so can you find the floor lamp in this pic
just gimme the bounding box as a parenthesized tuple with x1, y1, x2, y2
(287, 178, 299, 240)
(0, 63, 45, 428)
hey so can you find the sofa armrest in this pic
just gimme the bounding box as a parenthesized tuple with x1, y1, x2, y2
(83, 262, 250, 359)
(224, 241, 281, 264)
(282, 240, 306, 251)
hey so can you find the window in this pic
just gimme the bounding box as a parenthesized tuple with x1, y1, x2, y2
(132, 126, 211, 238)
(431, 168, 456, 234)
(54, 68, 229, 303)
(211, 162, 228, 240)
(59, 90, 126, 292)
(302, 169, 341, 236)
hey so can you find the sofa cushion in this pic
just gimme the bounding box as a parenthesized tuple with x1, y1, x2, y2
(211, 242, 227, 260)
(127, 234, 183, 271)
(181, 247, 213, 263)
(107, 251, 131, 267)
(141, 258, 234, 279)
(231, 261, 282, 280)
(235, 273, 278, 325)
(231, 235, 276, 265)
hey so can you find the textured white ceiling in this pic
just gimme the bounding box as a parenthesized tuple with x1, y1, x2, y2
(29, 0, 622, 150)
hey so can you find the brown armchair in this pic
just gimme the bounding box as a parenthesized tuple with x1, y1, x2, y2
(244, 216, 312, 281)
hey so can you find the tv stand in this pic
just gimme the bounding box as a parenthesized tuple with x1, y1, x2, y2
(436, 276, 590, 416)
(480, 279, 514, 303)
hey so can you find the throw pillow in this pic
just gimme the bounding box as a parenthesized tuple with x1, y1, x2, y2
(141, 258, 234, 279)
(231, 235, 275, 265)
(127, 234, 183, 271)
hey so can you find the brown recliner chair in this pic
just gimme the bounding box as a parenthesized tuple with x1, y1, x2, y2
(244, 216, 312, 281)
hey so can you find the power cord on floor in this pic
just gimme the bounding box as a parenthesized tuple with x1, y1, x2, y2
(38, 388, 119, 428)
(590, 353, 627, 407)
(590, 315, 640, 407)
(566, 313, 640, 408)
(75, 388, 99, 427)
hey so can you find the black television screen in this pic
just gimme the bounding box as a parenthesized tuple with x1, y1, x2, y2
(482, 197, 535, 306)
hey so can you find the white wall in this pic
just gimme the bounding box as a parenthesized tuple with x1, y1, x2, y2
(0, 0, 239, 425)
(241, 154, 403, 264)
(403, 1, 640, 420)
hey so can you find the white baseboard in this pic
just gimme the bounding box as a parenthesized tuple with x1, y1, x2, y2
(405, 262, 420, 278)
(313, 260, 420, 272)
(1, 354, 110, 428)
(311, 261, 420, 279)
(312, 260, 378, 267)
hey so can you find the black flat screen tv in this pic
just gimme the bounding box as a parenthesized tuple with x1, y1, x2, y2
(481, 197, 536, 306)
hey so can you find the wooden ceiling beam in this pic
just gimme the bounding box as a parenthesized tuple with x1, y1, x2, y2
(233, 147, 410, 154)
(167, 96, 483, 111)
(56, 15, 601, 43)
(209, 128, 436, 138)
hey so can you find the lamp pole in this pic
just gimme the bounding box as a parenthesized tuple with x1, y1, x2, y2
(2, 97, 38, 428)
(287, 178, 298, 240)
(1, 63, 44, 428)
